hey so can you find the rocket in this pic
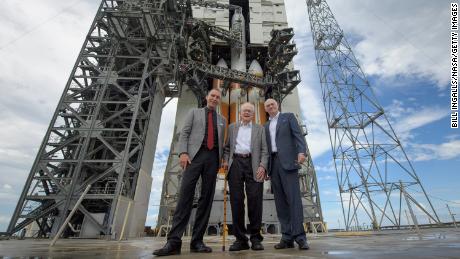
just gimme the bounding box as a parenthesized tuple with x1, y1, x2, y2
(248, 59, 267, 124)
(212, 11, 267, 126)
(229, 10, 246, 124)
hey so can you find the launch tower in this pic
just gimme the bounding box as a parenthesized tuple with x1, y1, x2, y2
(7, 0, 323, 238)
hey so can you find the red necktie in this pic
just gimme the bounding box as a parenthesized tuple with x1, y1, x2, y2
(207, 110, 214, 150)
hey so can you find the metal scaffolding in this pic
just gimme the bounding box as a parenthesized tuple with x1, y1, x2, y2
(7, 0, 185, 238)
(306, 0, 440, 230)
(8, 0, 323, 238)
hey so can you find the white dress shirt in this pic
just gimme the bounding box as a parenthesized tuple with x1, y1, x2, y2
(235, 121, 252, 154)
(269, 112, 280, 152)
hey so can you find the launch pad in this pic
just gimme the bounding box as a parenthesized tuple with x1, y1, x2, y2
(1, 228, 459, 258)
(5, 0, 442, 245)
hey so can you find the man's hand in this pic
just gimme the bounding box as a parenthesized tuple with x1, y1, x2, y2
(179, 153, 191, 170)
(222, 161, 229, 171)
(256, 166, 266, 181)
(297, 153, 306, 164)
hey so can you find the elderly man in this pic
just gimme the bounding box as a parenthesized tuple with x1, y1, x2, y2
(153, 89, 226, 256)
(264, 98, 309, 250)
(223, 102, 269, 251)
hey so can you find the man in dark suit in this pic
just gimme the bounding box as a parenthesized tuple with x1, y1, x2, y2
(222, 102, 269, 251)
(263, 98, 310, 250)
(153, 89, 226, 256)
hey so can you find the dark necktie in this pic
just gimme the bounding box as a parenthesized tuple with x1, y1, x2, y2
(207, 110, 214, 150)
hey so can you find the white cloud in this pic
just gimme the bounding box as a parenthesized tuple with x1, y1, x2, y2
(316, 162, 340, 202)
(449, 200, 460, 209)
(315, 160, 336, 173)
(145, 213, 159, 227)
(0, 215, 10, 224)
(144, 98, 177, 223)
(411, 140, 460, 161)
(318, 175, 335, 181)
(299, 82, 331, 159)
(145, 105, 178, 227)
(283, 0, 454, 229)
(0, 192, 19, 205)
(394, 107, 447, 139)
(318, 204, 346, 229)
(0, 1, 100, 232)
(382, 100, 459, 162)
(326, 0, 448, 88)
(286, 0, 449, 161)
(155, 99, 178, 152)
(385, 100, 448, 141)
(293, 48, 331, 159)
(285, 0, 449, 89)
(322, 189, 337, 196)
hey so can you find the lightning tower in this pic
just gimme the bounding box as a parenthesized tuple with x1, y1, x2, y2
(306, 0, 440, 230)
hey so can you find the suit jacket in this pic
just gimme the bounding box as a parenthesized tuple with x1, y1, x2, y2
(223, 122, 269, 182)
(265, 112, 307, 172)
(177, 107, 226, 164)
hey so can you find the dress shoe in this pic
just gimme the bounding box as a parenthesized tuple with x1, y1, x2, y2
(229, 240, 250, 251)
(251, 241, 264, 250)
(274, 239, 294, 249)
(190, 242, 212, 253)
(296, 239, 310, 250)
(152, 241, 181, 256)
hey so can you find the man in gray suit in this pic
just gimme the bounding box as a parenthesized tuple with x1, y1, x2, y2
(153, 89, 226, 256)
(223, 102, 269, 251)
(263, 98, 310, 250)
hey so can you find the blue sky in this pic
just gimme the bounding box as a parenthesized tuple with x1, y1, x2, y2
(0, 0, 458, 232)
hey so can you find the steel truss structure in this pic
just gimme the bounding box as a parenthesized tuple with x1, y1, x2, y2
(306, 0, 440, 230)
(8, 0, 323, 238)
(7, 0, 185, 238)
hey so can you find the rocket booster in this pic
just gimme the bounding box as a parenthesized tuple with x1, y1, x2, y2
(213, 12, 266, 126)
(248, 59, 267, 124)
(229, 10, 246, 124)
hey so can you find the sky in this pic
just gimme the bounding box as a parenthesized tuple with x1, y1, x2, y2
(0, 0, 458, 232)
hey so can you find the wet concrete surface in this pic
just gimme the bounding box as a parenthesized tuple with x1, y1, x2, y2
(0, 228, 459, 258)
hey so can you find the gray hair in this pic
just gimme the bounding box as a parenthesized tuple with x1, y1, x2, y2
(240, 102, 255, 112)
